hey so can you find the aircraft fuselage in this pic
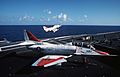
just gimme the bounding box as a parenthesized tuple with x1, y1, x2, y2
(29, 43, 102, 55)
(29, 44, 76, 55)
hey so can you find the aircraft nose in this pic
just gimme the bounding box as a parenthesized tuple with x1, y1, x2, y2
(96, 50, 109, 55)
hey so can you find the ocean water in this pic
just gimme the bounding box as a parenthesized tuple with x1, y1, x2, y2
(0, 25, 120, 41)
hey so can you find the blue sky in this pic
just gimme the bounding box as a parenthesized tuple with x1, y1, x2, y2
(0, 0, 120, 25)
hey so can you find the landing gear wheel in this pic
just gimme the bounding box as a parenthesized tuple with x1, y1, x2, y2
(37, 47, 41, 51)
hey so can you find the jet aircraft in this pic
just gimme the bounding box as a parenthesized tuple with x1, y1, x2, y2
(43, 24, 61, 32)
(23, 30, 110, 67)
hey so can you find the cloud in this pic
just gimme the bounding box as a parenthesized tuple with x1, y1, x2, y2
(47, 18, 50, 21)
(48, 11, 52, 14)
(63, 14, 67, 21)
(84, 14, 88, 20)
(56, 13, 68, 22)
(39, 17, 51, 22)
(43, 9, 52, 14)
(43, 9, 48, 12)
(84, 15, 87, 18)
(52, 15, 57, 19)
(19, 15, 34, 21)
(58, 13, 63, 18)
(19, 17, 22, 21)
(41, 11, 69, 23)
(39, 18, 44, 21)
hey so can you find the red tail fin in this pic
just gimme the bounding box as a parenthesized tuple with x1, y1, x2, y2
(26, 31, 42, 42)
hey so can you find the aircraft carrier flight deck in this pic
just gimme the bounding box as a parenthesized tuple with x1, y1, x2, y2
(0, 31, 120, 77)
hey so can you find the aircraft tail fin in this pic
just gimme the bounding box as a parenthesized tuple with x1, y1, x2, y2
(24, 30, 42, 42)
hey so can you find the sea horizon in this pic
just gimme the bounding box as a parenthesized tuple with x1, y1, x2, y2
(0, 25, 120, 41)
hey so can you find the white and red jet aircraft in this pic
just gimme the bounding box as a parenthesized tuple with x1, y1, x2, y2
(21, 30, 110, 67)
(43, 24, 61, 32)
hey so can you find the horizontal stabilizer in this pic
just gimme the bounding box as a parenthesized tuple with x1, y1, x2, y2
(32, 55, 71, 67)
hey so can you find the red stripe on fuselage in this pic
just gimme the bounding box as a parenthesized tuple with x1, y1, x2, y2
(37, 57, 64, 66)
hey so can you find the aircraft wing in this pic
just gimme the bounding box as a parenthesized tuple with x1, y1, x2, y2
(41, 34, 90, 44)
(32, 55, 72, 67)
(41, 35, 75, 44)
